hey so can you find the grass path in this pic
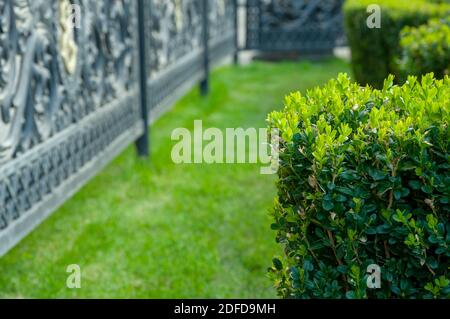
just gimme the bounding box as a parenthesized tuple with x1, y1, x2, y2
(0, 59, 349, 298)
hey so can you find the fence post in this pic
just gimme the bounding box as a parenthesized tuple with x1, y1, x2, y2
(135, 0, 149, 157)
(200, 0, 209, 96)
(233, 0, 239, 64)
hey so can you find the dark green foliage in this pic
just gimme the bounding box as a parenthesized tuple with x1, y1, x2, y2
(268, 73, 450, 299)
(344, 0, 450, 88)
(399, 18, 450, 82)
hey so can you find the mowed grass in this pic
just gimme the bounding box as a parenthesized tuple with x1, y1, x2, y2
(0, 58, 350, 298)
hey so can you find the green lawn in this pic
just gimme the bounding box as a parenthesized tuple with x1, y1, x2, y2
(0, 58, 350, 298)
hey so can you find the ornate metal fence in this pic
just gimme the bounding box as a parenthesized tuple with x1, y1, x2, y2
(143, 0, 237, 121)
(246, 0, 345, 53)
(0, 0, 237, 256)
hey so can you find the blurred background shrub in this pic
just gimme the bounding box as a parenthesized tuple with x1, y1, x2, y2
(344, 0, 450, 87)
(398, 17, 450, 82)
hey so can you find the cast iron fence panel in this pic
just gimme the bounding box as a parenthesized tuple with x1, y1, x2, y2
(144, 0, 237, 120)
(208, 0, 236, 66)
(0, 0, 143, 255)
(0, 0, 237, 256)
(246, 0, 345, 53)
(145, 0, 205, 119)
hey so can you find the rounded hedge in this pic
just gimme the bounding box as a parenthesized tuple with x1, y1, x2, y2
(399, 17, 450, 82)
(267, 73, 450, 299)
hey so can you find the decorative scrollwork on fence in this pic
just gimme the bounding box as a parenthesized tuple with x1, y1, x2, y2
(208, 0, 235, 65)
(148, 0, 204, 75)
(246, 0, 345, 52)
(208, 0, 233, 41)
(0, 0, 143, 256)
(0, 0, 138, 163)
(145, 0, 236, 114)
(0, 0, 66, 162)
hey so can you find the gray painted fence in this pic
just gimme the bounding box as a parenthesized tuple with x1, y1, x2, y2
(0, 0, 237, 256)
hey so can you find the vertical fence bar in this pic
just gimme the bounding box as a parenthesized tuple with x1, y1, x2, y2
(233, 0, 239, 64)
(200, 0, 209, 96)
(135, 0, 149, 157)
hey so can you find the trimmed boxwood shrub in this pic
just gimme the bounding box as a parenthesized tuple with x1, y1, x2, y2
(344, 0, 450, 88)
(398, 17, 450, 82)
(267, 73, 450, 299)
